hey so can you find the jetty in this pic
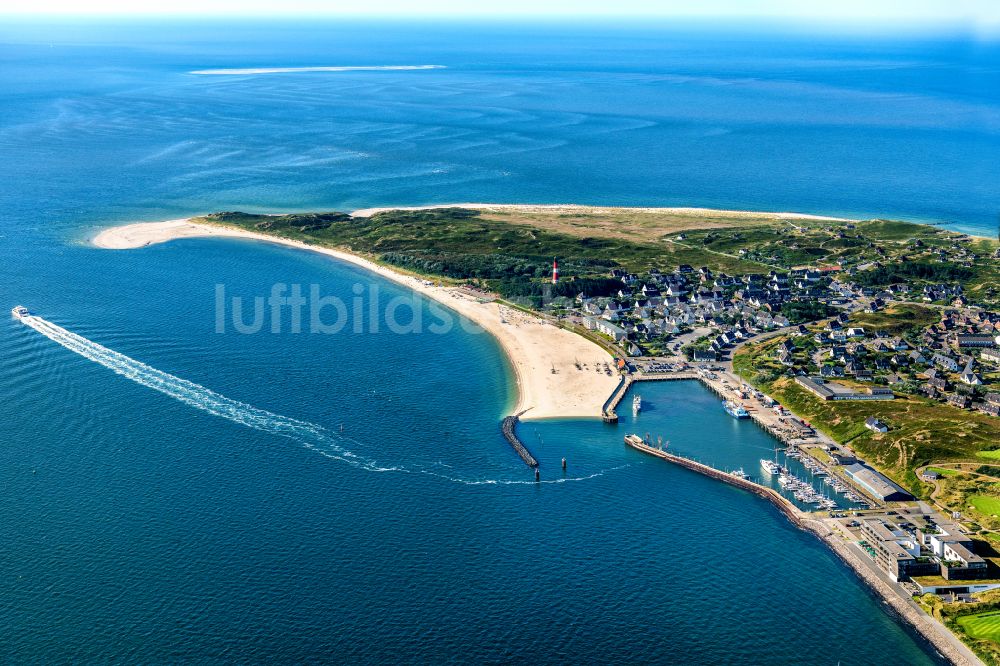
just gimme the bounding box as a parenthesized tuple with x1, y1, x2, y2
(501, 412, 538, 468)
(601, 375, 631, 423)
(623, 432, 981, 666)
(623, 433, 804, 524)
(602, 371, 698, 422)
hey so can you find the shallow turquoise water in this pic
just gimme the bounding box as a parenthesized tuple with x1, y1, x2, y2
(2, 19, 991, 662)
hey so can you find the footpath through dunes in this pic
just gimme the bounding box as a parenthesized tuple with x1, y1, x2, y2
(91, 218, 620, 420)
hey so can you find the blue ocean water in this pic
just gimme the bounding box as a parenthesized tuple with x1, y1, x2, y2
(0, 18, 993, 662)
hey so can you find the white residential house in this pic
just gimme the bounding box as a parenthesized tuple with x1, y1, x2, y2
(865, 417, 888, 433)
(961, 360, 984, 385)
(596, 320, 627, 342)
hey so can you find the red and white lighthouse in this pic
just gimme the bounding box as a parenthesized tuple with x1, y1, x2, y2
(551, 258, 559, 284)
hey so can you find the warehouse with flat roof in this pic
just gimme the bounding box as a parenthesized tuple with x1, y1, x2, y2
(844, 463, 914, 502)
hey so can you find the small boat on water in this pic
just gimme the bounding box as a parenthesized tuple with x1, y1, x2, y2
(11, 305, 29, 320)
(731, 467, 750, 480)
(632, 394, 642, 413)
(723, 399, 750, 419)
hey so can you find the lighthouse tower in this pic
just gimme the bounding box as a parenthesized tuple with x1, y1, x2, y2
(551, 258, 559, 284)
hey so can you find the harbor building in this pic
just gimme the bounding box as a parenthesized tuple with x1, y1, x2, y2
(860, 518, 937, 581)
(795, 377, 894, 401)
(925, 522, 990, 581)
(843, 463, 913, 502)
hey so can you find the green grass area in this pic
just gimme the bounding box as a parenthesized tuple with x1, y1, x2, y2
(913, 576, 1000, 588)
(194, 207, 1000, 308)
(194, 209, 772, 304)
(980, 451, 1000, 461)
(733, 337, 1000, 494)
(959, 611, 1000, 642)
(850, 304, 939, 336)
(919, 587, 1000, 665)
(926, 466, 960, 477)
(971, 496, 1000, 517)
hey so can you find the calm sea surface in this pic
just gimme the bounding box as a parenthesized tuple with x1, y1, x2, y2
(2, 18, 994, 662)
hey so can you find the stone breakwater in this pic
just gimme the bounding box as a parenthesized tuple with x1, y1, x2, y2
(817, 529, 981, 666)
(500, 412, 538, 468)
(623, 434, 981, 666)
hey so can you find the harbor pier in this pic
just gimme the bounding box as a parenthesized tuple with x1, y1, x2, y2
(623, 432, 980, 666)
(602, 371, 699, 423)
(601, 375, 632, 423)
(623, 433, 806, 525)
(501, 412, 538, 468)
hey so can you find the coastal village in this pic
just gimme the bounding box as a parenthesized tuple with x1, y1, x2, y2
(567, 260, 1000, 417)
(106, 210, 1000, 665)
(545, 229, 1000, 664)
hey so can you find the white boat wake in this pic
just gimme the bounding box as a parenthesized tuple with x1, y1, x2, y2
(18, 312, 386, 468)
(16, 309, 626, 485)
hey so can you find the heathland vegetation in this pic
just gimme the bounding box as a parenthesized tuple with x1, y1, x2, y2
(195, 208, 771, 305)
(195, 207, 1000, 307)
(734, 336, 1000, 492)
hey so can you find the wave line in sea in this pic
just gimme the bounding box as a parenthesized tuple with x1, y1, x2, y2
(16, 310, 626, 486)
(18, 312, 383, 466)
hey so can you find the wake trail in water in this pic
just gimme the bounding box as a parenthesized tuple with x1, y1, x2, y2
(19, 313, 625, 485)
(20, 314, 382, 467)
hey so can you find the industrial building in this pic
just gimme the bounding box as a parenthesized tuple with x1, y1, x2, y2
(843, 463, 913, 502)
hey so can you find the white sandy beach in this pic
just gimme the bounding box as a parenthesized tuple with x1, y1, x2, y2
(350, 202, 858, 222)
(93, 219, 618, 420)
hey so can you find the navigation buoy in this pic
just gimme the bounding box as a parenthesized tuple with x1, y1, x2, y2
(561, 458, 567, 470)
(535, 468, 541, 481)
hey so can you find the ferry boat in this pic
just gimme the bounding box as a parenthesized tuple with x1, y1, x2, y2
(632, 394, 642, 413)
(11, 305, 28, 320)
(760, 459, 781, 475)
(723, 399, 750, 419)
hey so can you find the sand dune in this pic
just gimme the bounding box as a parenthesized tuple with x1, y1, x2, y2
(349, 202, 856, 221)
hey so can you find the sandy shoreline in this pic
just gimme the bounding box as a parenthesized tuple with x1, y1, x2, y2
(92, 219, 619, 420)
(350, 202, 858, 221)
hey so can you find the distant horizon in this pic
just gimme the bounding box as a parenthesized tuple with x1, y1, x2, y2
(0, 0, 998, 36)
(2, 14, 999, 42)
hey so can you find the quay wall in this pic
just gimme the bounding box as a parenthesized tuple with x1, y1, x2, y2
(624, 434, 981, 666)
(601, 375, 632, 423)
(603, 371, 699, 423)
(617, 371, 878, 508)
(623, 435, 804, 525)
